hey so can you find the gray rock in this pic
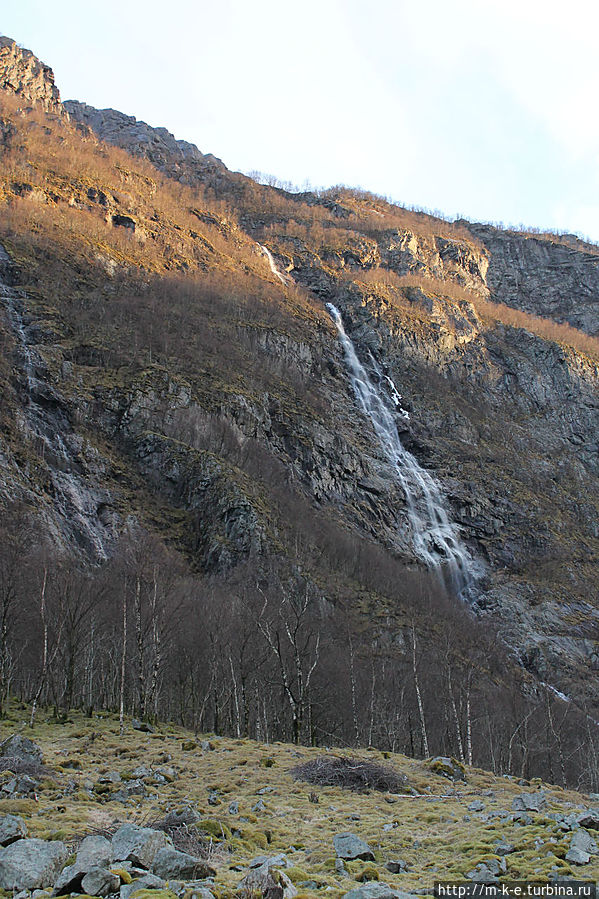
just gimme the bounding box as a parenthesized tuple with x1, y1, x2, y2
(468, 800, 484, 812)
(565, 847, 590, 865)
(228, 801, 239, 815)
(512, 792, 546, 813)
(112, 823, 172, 869)
(335, 859, 347, 876)
(249, 854, 289, 870)
(76, 834, 113, 870)
(570, 830, 597, 855)
(238, 864, 297, 899)
(343, 885, 410, 899)
(494, 841, 515, 855)
(0, 814, 27, 846)
(131, 719, 154, 733)
(162, 806, 201, 827)
(152, 847, 215, 880)
(385, 859, 408, 873)
(334, 832, 374, 861)
(81, 867, 121, 897)
(0, 734, 43, 766)
(429, 757, 466, 781)
(120, 872, 165, 899)
(577, 809, 599, 829)
(252, 799, 266, 812)
(0, 839, 68, 890)
(53, 861, 86, 895)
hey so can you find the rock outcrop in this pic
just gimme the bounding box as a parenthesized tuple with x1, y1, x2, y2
(0, 36, 61, 111)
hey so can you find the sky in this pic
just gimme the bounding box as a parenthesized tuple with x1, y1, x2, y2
(3, 0, 599, 241)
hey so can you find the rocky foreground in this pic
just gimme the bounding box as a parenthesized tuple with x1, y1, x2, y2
(0, 705, 599, 898)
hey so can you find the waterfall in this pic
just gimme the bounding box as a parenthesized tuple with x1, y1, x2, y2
(326, 303, 473, 594)
(259, 244, 291, 286)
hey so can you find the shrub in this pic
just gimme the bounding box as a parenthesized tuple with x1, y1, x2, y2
(291, 755, 407, 792)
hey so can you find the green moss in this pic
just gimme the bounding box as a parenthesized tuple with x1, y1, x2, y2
(197, 818, 232, 841)
(355, 864, 380, 882)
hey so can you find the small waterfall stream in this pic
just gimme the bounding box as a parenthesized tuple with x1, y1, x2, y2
(326, 303, 473, 594)
(259, 244, 291, 286)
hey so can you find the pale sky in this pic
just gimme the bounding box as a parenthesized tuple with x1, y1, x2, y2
(3, 0, 599, 241)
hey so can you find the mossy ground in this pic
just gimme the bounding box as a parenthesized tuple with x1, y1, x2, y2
(1, 702, 597, 897)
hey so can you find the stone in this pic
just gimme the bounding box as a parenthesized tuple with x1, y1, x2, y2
(112, 823, 172, 869)
(249, 854, 289, 870)
(343, 885, 410, 899)
(238, 864, 297, 899)
(0, 734, 43, 767)
(120, 872, 165, 899)
(570, 830, 598, 855)
(0, 815, 27, 846)
(0, 838, 68, 890)
(512, 793, 546, 813)
(565, 847, 590, 865)
(428, 757, 467, 781)
(494, 841, 515, 855)
(81, 867, 121, 897)
(577, 809, 599, 829)
(163, 806, 201, 827)
(334, 832, 375, 861)
(76, 833, 113, 869)
(152, 847, 215, 880)
(131, 719, 154, 733)
(228, 801, 239, 815)
(468, 800, 484, 812)
(0, 37, 62, 112)
(252, 799, 266, 812)
(385, 859, 408, 873)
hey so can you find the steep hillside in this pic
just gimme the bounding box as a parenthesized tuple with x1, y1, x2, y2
(1, 37, 599, 786)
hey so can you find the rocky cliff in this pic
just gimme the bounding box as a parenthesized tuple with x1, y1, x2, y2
(2, 38, 599, 744)
(0, 36, 61, 112)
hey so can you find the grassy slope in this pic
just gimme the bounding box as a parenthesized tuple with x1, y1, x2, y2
(0, 703, 595, 897)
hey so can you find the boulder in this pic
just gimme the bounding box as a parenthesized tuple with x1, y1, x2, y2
(570, 830, 598, 856)
(512, 792, 546, 813)
(343, 885, 411, 899)
(0, 814, 27, 846)
(112, 822, 172, 869)
(577, 809, 599, 829)
(120, 872, 165, 899)
(334, 832, 375, 861)
(250, 854, 289, 870)
(81, 867, 121, 897)
(76, 833, 113, 869)
(385, 859, 408, 874)
(0, 734, 43, 767)
(238, 864, 297, 899)
(428, 757, 466, 781)
(0, 838, 68, 890)
(565, 846, 590, 865)
(152, 847, 215, 880)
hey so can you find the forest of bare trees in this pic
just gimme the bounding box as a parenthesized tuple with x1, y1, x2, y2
(2, 502, 597, 793)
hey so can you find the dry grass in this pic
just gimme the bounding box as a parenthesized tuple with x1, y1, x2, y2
(0, 703, 595, 896)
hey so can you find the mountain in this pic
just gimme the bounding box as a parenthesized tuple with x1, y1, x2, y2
(0, 36, 598, 787)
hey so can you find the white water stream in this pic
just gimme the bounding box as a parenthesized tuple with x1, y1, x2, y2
(326, 303, 472, 594)
(259, 244, 291, 286)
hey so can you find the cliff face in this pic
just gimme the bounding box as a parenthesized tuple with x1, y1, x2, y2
(0, 36, 61, 111)
(2, 39, 599, 721)
(467, 222, 599, 335)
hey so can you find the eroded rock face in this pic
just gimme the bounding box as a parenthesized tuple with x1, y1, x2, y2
(467, 223, 599, 336)
(63, 100, 228, 187)
(0, 37, 61, 111)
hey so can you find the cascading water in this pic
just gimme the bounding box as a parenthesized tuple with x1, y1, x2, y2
(259, 244, 291, 286)
(326, 302, 473, 595)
